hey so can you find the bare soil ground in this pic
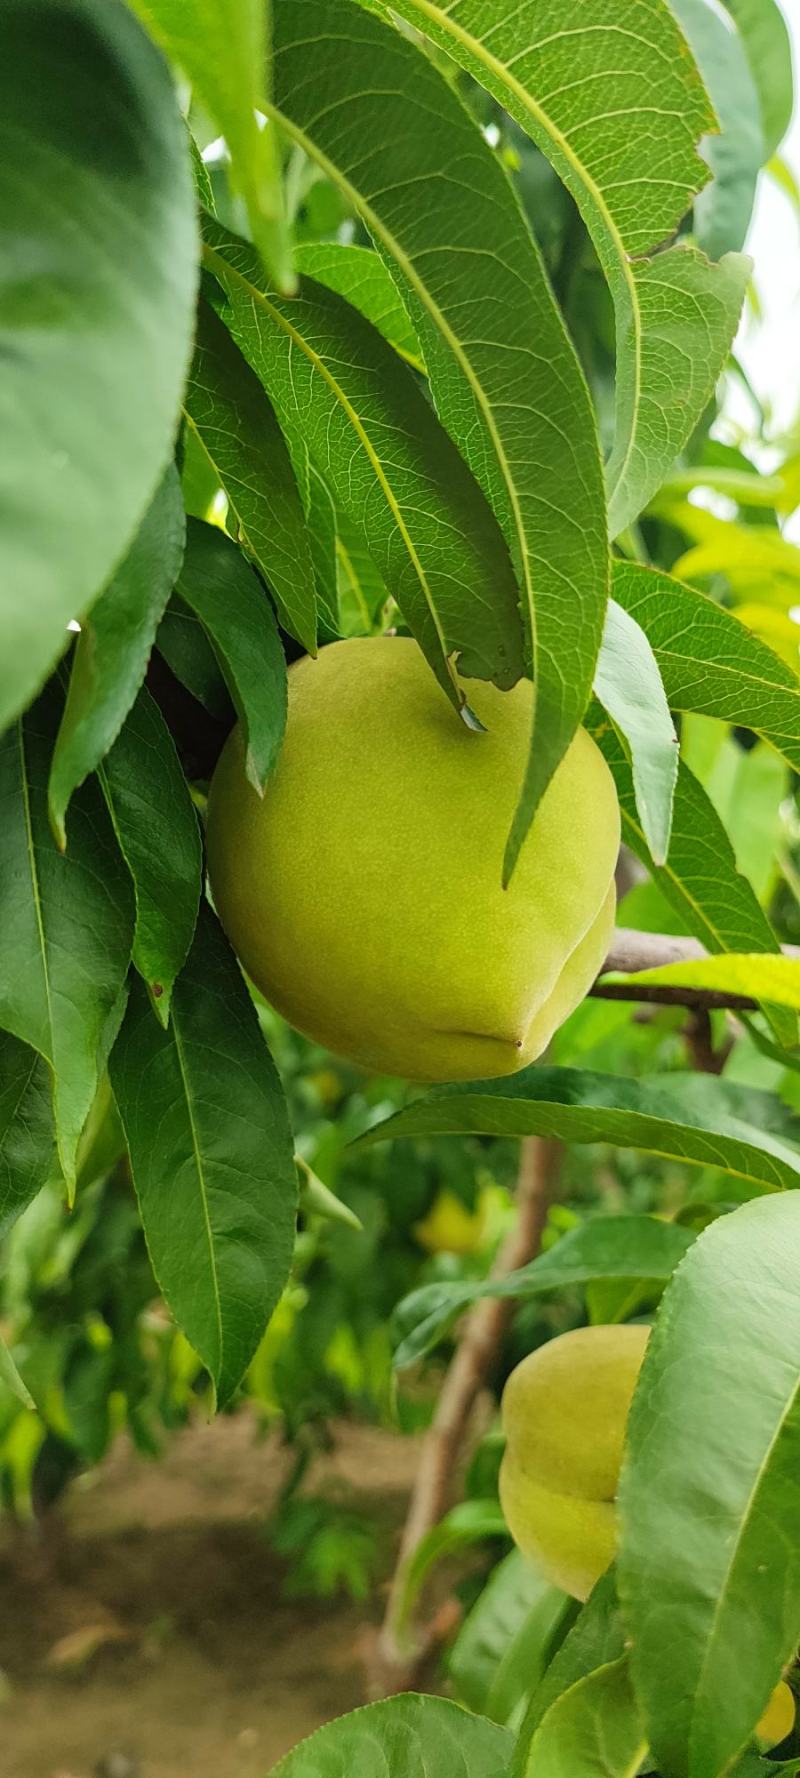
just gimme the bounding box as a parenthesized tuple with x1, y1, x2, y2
(0, 1415, 422, 1778)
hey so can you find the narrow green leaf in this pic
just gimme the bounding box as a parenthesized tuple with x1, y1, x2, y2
(619, 1193, 800, 1778)
(296, 1158, 363, 1233)
(294, 242, 422, 367)
(48, 466, 186, 848)
(514, 1572, 625, 1770)
(270, 0, 609, 872)
(706, 739, 787, 907)
(336, 511, 388, 637)
(606, 246, 749, 537)
(625, 954, 800, 1010)
(63, 1344, 114, 1464)
(523, 1656, 647, 1778)
(729, 1758, 800, 1778)
(594, 601, 677, 866)
(0, 0, 197, 731)
(188, 128, 216, 214)
(723, 0, 794, 159)
(131, 0, 294, 291)
(0, 1337, 35, 1412)
(612, 562, 800, 774)
(183, 296, 317, 653)
(267, 1695, 512, 1777)
(0, 1033, 54, 1238)
(391, 1216, 694, 1369)
(156, 595, 232, 718)
(659, 463, 787, 509)
(664, 503, 800, 591)
(74, 1076, 126, 1196)
(449, 1550, 569, 1725)
(109, 905, 297, 1408)
(204, 225, 525, 707)
(175, 518, 287, 793)
(359, 0, 749, 539)
(0, 693, 134, 1193)
(304, 461, 340, 637)
(673, 0, 764, 259)
(360, 1065, 800, 1195)
(99, 687, 202, 1026)
(397, 1500, 508, 1634)
(591, 719, 795, 1047)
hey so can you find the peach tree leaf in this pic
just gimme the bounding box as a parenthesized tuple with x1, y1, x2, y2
(175, 518, 287, 795)
(0, 0, 196, 730)
(99, 687, 202, 1026)
(360, 1067, 800, 1195)
(594, 602, 677, 867)
(131, 0, 294, 291)
(267, 1695, 512, 1777)
(183, 297, 318, 655)
(109, 905, 297, 1409)
(523, 1656, 647, 1778)
(48, 466, 186, 848)
(0, 1032, 54, 1237)
(390, 1216, 694, 1370)
(611, 562, 800, 773)
(0, 691, 134, 1194)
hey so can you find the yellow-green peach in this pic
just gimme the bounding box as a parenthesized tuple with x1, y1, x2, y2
(207, 637, 619, 1082)
(500, 1324, 650, 1600)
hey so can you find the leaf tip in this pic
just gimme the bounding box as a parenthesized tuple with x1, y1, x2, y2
(148, 981, 172, 1028)
(48, 796, 68, 854)
(460, 702, 486, 734)
(244, 750, 267, 798)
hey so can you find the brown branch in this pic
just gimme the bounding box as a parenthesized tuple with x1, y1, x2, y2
(370, 1137, 562, 1698)
(602, 929, 710, 972)
(591, 982, 757, 1011)
(682, 1007, 732, 1075)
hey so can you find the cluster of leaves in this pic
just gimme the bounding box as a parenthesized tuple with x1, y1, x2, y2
(0, 993, 526, 1523)
(3, 0, 800, 1772)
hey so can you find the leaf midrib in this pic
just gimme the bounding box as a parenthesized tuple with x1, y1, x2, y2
(170, 1005, 224, 1386)
(690, 1366, 800, 1768)
(97, 757, 152, 1000)
(17, 721, 59, 1151)
(382, 1099, 794, 1191)
(181, 407, 276, 615)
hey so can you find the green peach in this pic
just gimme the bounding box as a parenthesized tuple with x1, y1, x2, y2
(206, 636, 619, 1082)
(500, 1324, 650, 1600)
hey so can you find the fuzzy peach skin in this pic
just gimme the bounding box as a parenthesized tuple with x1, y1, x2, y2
(500, 1324, 650, 1601)
(206, 636, 619, 1082)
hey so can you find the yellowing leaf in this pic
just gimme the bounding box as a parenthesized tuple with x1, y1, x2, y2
(619, 954, 800, 1010)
